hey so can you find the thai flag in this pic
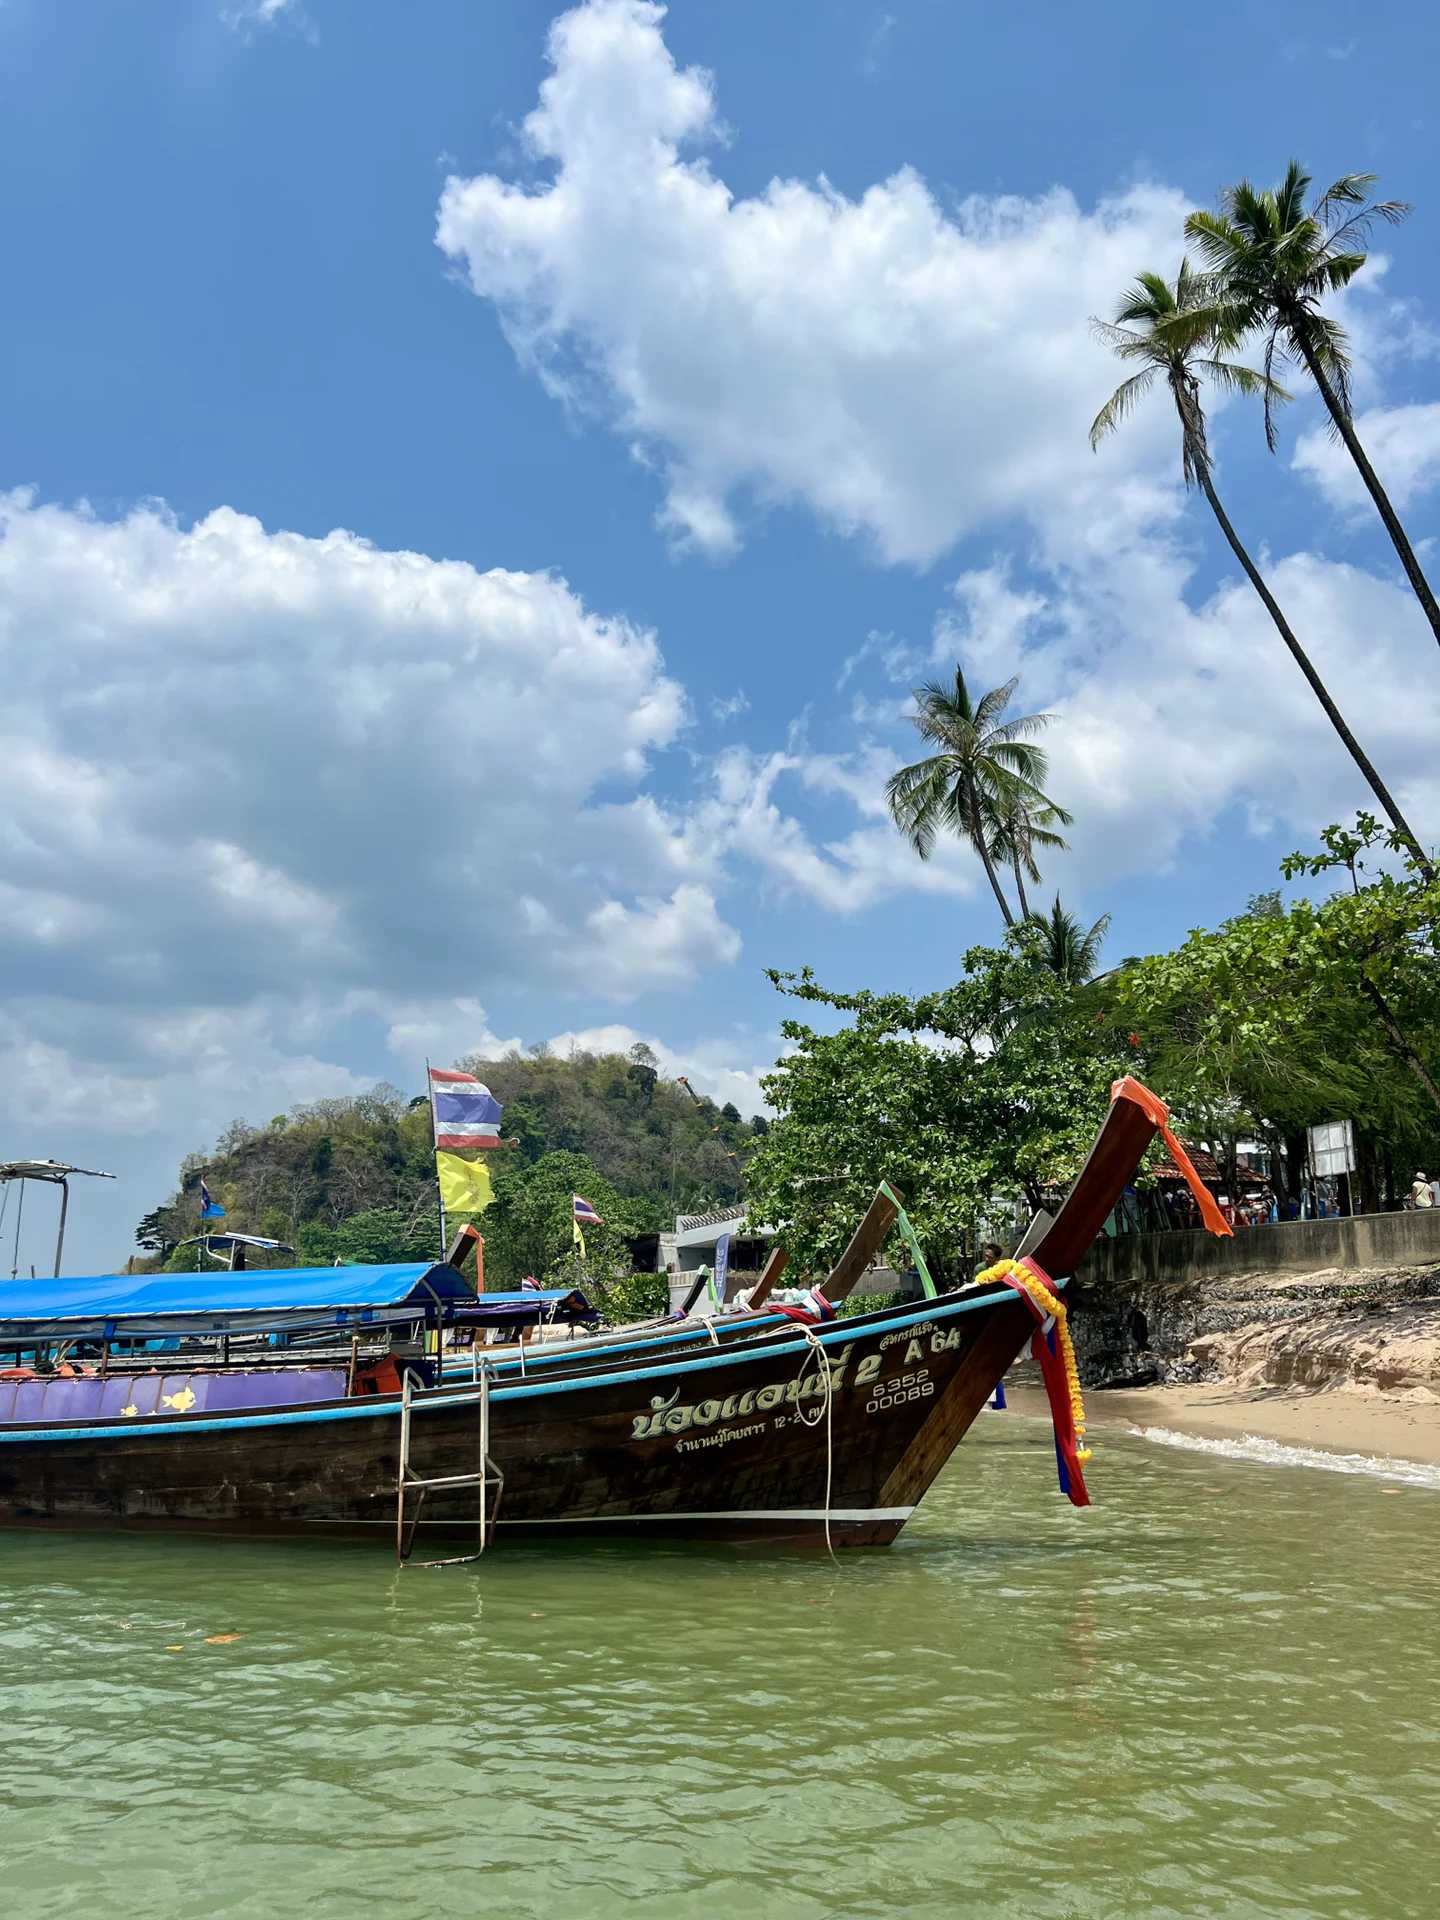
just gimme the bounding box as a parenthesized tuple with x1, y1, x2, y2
(573, 1194, 603, 1227)
(199, 1177, 225, 1220)
(429, 1066, 504, 1151)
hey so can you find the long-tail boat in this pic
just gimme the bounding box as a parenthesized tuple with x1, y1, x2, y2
(0, 1079, 1225, 1552)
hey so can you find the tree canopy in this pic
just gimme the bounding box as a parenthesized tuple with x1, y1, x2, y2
(743, 938, 1133, 1280)
(1099, 815, 1440, 1205)
(138, 1047, 765, 1269)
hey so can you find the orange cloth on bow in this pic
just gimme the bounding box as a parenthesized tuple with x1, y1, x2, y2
(1110, 1076, 1233, 1238)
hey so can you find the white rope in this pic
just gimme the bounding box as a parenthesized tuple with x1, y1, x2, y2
(795, 1327, 837, 1561)
(700, 1315, 720, 1347)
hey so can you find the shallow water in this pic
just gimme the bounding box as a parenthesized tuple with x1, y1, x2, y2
(2, 1413, 1437, 1920)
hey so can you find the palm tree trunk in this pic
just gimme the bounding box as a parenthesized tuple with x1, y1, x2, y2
(1296, 330, 1440, 654)
(1191, 449, 1435, 882)
(968, 791, 1015, 926)
(1011, 850, 1031, 919)
(1359, 975, 1440, 1116)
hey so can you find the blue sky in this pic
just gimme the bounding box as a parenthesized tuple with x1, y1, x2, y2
(3, 0, 1438, 1273)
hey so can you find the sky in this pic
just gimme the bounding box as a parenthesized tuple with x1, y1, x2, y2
(3, 0, 1439, 1274)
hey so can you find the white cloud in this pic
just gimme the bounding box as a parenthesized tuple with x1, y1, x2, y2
(436, 0, 1186, 565)
(710, 689, 749, 723)
(580, 882, 741, 993)
(432, 0, 1440, 910)
(221, 0, 298, 31)
(371, 996, 519, 1071)
(880, 533, 1440, 895)
(0, 490, 712, 1009)
(0, 492, 763, 1142)
(0, 997, 371, 1137)
(545, 1022, 776, 1118)
(1293, 403, 1440, 520)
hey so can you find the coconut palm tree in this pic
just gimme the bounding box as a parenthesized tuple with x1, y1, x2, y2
(1090, 261, 1432, 879)
(988, 788, 1073, 919)
(1184, 164, 1440, 652)
(885, 667, 1063, 927)
(1026, 896, 1111, 984)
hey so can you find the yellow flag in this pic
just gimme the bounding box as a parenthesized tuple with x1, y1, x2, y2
(437, 1151, 494, 1217)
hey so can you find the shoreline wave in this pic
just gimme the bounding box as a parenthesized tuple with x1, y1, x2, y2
(1126, 1423, 1440, 1490)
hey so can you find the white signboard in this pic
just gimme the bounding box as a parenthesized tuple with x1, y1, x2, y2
(1308, 1120, 1355, 1177)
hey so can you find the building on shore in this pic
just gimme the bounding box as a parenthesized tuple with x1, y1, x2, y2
(661, 1205, 920, 1312)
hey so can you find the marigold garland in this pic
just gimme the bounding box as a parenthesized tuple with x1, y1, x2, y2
(976, 1257, 1092, 1464)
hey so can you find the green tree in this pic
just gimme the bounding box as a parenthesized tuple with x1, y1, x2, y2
(744, 944, 1131, 1278)
(987, 787, 1073, 919)
(142, 1054, 757, 1265)
(1026, 896, 1111, 984)
(135, 1206, 183, 1259)
(1106, 815, 1440, 1144)
(1184, 164, 1440, 651)
(483, 1150, 654, 1293)
(299, 1207, 439, 1267)
(885, 666, 1066, 927)
(1091, 260, 1431, 876)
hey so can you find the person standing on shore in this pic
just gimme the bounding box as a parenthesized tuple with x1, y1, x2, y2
(1409, 1172, 1433, 1209)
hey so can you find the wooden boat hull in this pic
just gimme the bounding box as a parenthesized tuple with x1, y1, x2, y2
(0, 1078, 1197, 1551)
(0, 1283, 1037, 1547)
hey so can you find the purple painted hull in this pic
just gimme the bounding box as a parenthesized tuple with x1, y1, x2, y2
(0, 1368, 348, 1425)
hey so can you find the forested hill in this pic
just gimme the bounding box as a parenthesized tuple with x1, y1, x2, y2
(137, 1044, 766, 1268)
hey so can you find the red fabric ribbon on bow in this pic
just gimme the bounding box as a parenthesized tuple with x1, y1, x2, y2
(994, 1257, 1092, 1510)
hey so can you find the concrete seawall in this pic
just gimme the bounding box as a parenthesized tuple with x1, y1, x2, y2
(1075, 1208, 1440, 1288)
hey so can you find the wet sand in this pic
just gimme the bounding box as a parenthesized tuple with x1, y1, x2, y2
(1007, 1381, 1440, 1468)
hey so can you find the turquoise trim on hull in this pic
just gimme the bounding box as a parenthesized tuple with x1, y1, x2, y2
(438, 1309, 789, 1381)
(0, 1281, 1049, 1445)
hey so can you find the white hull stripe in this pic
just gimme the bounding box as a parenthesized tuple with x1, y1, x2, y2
(496, 1506, 915, 1525)
(318, 1506, 916, 1527)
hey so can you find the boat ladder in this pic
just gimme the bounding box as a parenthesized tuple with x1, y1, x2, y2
(395, 1363, 504, 1569)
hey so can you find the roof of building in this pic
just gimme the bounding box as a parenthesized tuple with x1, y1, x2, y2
(1152, 1147, 1267, 1187)
(674, 1206, 747, 1233)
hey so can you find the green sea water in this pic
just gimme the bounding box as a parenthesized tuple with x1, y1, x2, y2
(2, 1411, 1437, 1920)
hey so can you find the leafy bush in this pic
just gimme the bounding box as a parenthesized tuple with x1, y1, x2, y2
(596, 1272, 672, 1325)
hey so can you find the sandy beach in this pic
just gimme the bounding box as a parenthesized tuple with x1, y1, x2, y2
(1008, 1381, 1440, 1468)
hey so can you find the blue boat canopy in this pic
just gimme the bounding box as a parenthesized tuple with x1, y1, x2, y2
(0, 1262, 570, 1343)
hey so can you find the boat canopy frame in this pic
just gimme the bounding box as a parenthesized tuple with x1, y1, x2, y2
(0, 1262, 596, 1344)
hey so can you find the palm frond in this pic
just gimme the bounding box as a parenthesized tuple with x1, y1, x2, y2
(1113, 272, 1175, 325)
(1184, 208, 1247, 270)
(1024, 896, 1111, 983)
(1312, 170, 1376, 224)
(986, 709, 1055, 746)
(1090, 367, 1159, 446)
(1306, 310, 1354, 417)
(1150, 305, 1221, 356)
(971, 676, 1020, 733)
(1196, 358, 1291, 407)
(1313, 251, 1365, 294)
(885, 757, 953, 861)
(1227, 177, 1277, 246)
(1262, 323, 1282, 453)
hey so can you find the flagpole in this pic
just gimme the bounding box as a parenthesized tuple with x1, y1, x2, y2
(427, 1057, 448, 1262)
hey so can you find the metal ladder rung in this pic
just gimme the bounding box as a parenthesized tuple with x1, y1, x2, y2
(396, 1364, 503, 1568)
(403, 1471, 490, 1491)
